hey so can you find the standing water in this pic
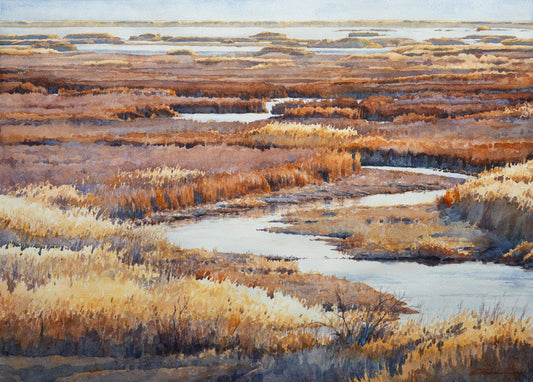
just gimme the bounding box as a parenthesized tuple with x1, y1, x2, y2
(166, 168, 533, 319)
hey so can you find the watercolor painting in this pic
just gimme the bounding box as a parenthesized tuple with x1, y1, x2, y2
(0, 0, 532, 380)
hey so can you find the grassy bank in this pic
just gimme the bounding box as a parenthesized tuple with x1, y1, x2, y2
(444, 160, 533, 267)
(0, 190, 531, 381)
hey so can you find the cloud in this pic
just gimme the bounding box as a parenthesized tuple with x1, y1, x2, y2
(1, 0, 531, 21)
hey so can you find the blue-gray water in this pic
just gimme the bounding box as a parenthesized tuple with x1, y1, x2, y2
(166, 169, 533, 320)
(3, 25, 531, 55)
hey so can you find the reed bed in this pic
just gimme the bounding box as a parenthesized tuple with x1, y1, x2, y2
(502, 241, 533, 266)
(443, 160, 533, 245)
(0, 194, 330, 356)
(113, 166, 206, 187)
(0, 92, 266, 122)
(504, 102, 533, 118)
(269, 204, 490, 262)
(362, 310, 533, 381)
(100, 149, 357, 218)
(272, 97, 361, 115)
(0, 243, 329, 357)
(348, 134, 533, 166)
(245, 122, 358, 149)
(0, 240, 531, 376)
(0, 193, 175, 264)
(283, 106, 360, 120)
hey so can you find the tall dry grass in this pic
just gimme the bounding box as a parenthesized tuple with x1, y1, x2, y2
(245, 122, 358, 149)
(0, 193, 330, 356)
(502, 241, 533, 266)
(100, 150, 357, 218)
(269, 203, 490, 262)
(0, 243, 328, 357)
(443, 160, 533, 245)
(0, 92, 266, 122)
(283, 106, 360, 120)
(362, 310, 533, 381)
(504, 102, 533, 119)
(0, 193, 175, 264)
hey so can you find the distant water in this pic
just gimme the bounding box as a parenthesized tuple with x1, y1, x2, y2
(74, 43, 263, 55)
(2, 26, 532, 41)
(2, 26, 531, 55)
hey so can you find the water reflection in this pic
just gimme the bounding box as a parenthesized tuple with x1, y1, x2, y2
(166, 168, 533, 319)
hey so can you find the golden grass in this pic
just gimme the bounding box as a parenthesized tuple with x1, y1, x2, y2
(348, 135, 533, 166)
(0, 93, 265, 122)
(442, 160, 533, 261)
(283, 106, 360, 120)
(0, 46, 58, 55)
(114, 166, 206, 187)
(501, 38, 533, 46)
(167, 49, 197, 56)
(13, 182, 86, 206)
(246, 122, 358, 149)
(0, 244, 328, 356)
(345, 219, 485, 259)
(255, 46, 312, 56)
(83, 59, 130, 66)
(444, 160, 533, 212)
(0, 190, 408, 356)
(362, 310, 533, 381)
(0, 193, 176, 265)
(65, 33, 119, 39)
(0, 193, 331, 355)
(392, 42, 533, 57)
(194, 57, 293, 65)
(502, 241, 533, 267)
(1, 236, 531, 374)
(0, 194, 122, 241)
(504, 102, 533, 118)
(270, 203, 490, 261)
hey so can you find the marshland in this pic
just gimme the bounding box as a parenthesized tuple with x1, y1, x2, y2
(0, 18, 532, 381)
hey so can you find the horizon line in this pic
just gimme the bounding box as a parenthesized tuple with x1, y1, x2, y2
(2, 19, 533, 23)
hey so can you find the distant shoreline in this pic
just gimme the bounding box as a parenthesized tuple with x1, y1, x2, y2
(1, 20, 532, 29)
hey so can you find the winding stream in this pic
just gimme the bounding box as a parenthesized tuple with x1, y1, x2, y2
(166, 167, 533, 320)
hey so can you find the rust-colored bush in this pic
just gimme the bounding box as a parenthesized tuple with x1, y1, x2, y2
(101, 149, 357, 218)
(358, 95, 395, 119)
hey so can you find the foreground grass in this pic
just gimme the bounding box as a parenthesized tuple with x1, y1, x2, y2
(0, 187, 531, 380)
(361, 310, 533, 382)
(0, 194, 328, 356)
(0, 191, 399, 357)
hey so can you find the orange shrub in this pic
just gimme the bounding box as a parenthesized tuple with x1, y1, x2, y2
(100, 150, 357, 218)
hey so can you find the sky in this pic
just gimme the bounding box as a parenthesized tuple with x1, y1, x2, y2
(1, 0, 532, 21)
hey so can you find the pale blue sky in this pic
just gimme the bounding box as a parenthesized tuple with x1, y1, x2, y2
(1, 0, 532, 21)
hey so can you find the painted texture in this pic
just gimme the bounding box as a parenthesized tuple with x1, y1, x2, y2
(0, 10, 532, 381)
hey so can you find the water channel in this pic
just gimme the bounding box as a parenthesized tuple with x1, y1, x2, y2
(166, 167, 533, 320)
